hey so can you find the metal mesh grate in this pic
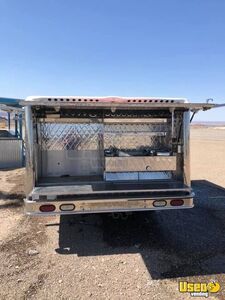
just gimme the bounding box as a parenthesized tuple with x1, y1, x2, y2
(40, 123, 103, 150)
(104, 123, 171, 150)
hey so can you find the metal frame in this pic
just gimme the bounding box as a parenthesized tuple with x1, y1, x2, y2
(25, 196, 194, 215)
(24, 106, 35, 194)
(183, 111, 191, 186)
(23, 96, 205, 215)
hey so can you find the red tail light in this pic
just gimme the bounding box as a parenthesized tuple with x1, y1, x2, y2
(170, 199, 184, 206)
(39, 204, 56, 212)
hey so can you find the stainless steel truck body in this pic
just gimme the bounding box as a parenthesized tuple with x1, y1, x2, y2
(23, 96, 215, 215)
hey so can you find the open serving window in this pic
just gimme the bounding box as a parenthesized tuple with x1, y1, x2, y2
(22, 96, 222, 210)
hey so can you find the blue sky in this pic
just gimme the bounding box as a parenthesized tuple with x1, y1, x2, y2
(0, 0, 225, 121)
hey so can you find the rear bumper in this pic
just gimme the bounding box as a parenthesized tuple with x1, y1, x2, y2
(24, 195, 194, 215)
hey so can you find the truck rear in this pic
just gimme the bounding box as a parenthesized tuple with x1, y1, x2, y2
(23, 96, 214, 215)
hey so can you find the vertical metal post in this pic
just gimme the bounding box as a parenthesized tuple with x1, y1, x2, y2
(25, 106, 35, 195)
(19, 113, 23, 139)
(7, 112, 11, 131)
(15, 114, 18, 137)
(171, 109, 174, 138)
(183, 111, 190, 186)
(18, 113, 24, 166)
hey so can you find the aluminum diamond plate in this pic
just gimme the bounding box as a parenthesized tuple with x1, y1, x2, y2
(105, 156, 177, 172)
(40, 123, 103, 151)
(104, 123, 171, 150)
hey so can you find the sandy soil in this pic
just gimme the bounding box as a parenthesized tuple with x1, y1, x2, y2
(0, 127, 225, 299)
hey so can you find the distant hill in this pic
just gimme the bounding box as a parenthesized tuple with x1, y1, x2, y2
(192, 121, 225, 127)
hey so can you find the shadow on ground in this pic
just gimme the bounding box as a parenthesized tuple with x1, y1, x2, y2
(56, 180, 225, 279)
(0, 192, 24, 209)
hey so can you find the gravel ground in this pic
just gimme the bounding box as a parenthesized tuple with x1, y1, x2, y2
(0, 127, 225, 300)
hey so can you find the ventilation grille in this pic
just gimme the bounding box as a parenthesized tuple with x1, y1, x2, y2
(45, 97, 182, 104)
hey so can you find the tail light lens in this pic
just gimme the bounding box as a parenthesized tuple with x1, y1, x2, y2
(39, 204, 56, 212)
(60, 204, 75, 211)
(170, 199, 184, 206)
(153, 200, 167, 207)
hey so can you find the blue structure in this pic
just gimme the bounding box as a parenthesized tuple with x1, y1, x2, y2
(0, 97, 22, 108)
(0, 97, 24, 168)
(0, 97, 23, 138)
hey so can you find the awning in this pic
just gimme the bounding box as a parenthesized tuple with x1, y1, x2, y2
(21, 96, 219, 112)
(0, 97, 24, 112)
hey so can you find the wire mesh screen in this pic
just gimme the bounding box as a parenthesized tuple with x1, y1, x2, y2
(37, 117, 179, 178)
(39, 123, 103, 151)
(39, 121, 173, 151)
(38, 122, 104, 177)
(104, 122, 171, 151)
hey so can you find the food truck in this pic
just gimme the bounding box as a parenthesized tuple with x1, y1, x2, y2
(22, 96, 217, 215)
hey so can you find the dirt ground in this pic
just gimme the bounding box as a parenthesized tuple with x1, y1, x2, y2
(0, 126, 225, 300)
